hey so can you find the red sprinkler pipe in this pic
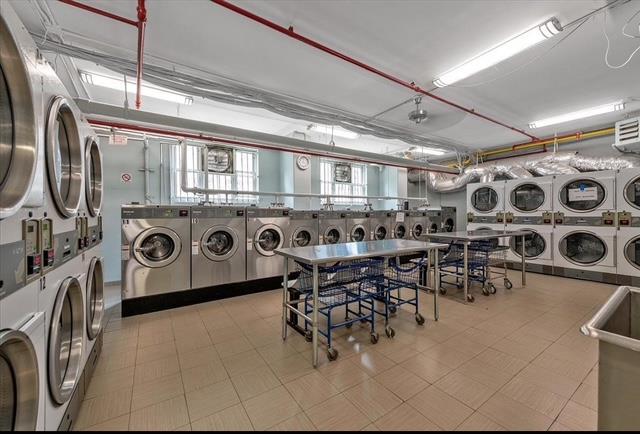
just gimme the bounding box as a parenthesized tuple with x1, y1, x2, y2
(210, 0, 539, 141)
(58, 0, 147, 109)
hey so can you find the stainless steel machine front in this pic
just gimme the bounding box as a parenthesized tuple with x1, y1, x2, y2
(406, 211, 429, 240)
(286, 210, 319, 271)
(427, 210, 441, 234)
(345, 211, 370, 242)
(191, 205, 246, 288)
(121, 205, 191, 299)
(318, 211, 347, 245)
(369, 210, 392, 240)
(441, 206, 457, 232)
(391, 211, 409, 239)
(246, 207, 290, 280)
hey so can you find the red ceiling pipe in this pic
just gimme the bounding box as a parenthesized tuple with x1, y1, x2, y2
(87, 118, 455, 173)
(210, 0, 539, 142)
(58, 0, 146, 109)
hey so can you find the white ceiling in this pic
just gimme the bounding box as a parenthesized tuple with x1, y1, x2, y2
(12, 0, 640, 154)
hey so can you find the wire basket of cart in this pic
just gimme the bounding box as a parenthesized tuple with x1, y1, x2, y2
(296, 258, 384, 361)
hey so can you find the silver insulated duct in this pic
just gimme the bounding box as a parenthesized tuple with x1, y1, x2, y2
(414, 152, 640, 192)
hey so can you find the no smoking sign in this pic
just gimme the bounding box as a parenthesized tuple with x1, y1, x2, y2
(121, 173, 133, 184)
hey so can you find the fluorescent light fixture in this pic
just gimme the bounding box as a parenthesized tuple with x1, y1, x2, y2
(309, 124, 360, 139)
(433, 18, 562, 88)
(80, 71, 194, 105)
(410, 146, 446, 156)
(529, 101, 625, 129)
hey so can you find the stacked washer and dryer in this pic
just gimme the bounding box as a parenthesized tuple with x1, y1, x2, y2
(616, 168, 640, 286)
(466, 181, 506, 249)
(0, 3, 105, 431)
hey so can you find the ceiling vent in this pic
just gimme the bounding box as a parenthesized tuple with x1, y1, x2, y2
(200, 146, 234, 174)
(615, 117, 640, 149)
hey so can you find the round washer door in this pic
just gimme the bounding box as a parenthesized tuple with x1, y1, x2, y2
(46, 96, 83, 218)
(86, 257, 105, 340)
(412, 223, 424, 239)
(0, 15, 38, 219)
(324, 227, 342, 244)
(510, 183, 545, 212)
(559, 231, 607, 266)
(625, 235, 640, 271)
(133, 227, 182, 268)
(292, 228, 312, 247)
(0, 330, 39, 431)
(254, 224, 284, 256)
(48, 276, 84, 405)
(509, 230, 546, 259)
(374, 225, 387, 240)
(84, 137, 103, 217)
(350, 225, 366, 242)
(559, 179, 606, 212)
(429, 223, 439, 234)
(471, 187, 498, 213)
(624, 175, 640, 210)
(443, 218, 454, 232)
(394, 223, 406, 239)
(201, 226, 238, 261)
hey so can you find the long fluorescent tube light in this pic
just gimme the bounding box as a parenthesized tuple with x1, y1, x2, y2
(433, 18, 562, 88)
(529, 101, 625, 129)
(410, 146, 446, 156)
(309, 124, 360, 139)
(80, 71, 194, 105)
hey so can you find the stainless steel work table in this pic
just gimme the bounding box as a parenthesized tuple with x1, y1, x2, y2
(425, 230, 531, 303)
(275, 239, 447, 367)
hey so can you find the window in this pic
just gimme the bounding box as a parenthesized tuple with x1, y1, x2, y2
(170, 143, 258, 203)
(320, 159, 367, 205)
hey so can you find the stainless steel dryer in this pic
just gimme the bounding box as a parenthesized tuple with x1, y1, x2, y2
(441, 207, 457, 233)
(345, 211, 371, 242)
(318, 211, 347, 244)
(391, 211, 409, 239)
(191, 205, 246, 288)
(426, 210, 442, 234)
(121, 205, 191, 300)
(406, 211, 428, 240)
(370, 211, 392, 240)
(246, 207, 290, 280)
(286, 210, 319, 270)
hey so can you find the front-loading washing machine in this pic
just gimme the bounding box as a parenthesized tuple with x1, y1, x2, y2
(553, 225, 617, 283)
(617, 226, 640, 286)
(553, 170, 616, 223)
(345, 211, 370, 242)
(82, 255, 104, 379)
(246, 207, 290, 280)
(617, 167, 640, 218)
(318, 210, 347, 244)
(467, 181, 506, 224)
(82, 132, 104, 251)
(391, 211, 409, 239)
(440, 207, 457, 233)
(505, 176, 554, 222)
(505, 222, 553, 273)
(0, 278, 46, 431)
(191, 205, 246, 288)
(121, 205, 192, 301)
(406, 211, 428, 240)
(369, 210, 392, 241)
(286, 210, 319, 270)
(426, 210, 441, 235)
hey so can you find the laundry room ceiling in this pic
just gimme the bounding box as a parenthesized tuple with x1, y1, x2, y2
(11, 0, 640, 154)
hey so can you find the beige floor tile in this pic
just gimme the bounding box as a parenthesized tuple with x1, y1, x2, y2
(185, 379, 240, 422)
(407, 385, 473, 430)
(532, 351, 594, 383)
(422, 344, 474, 369)
(173, 424, 192, 431)
(373, 340, 420, 364)
(207, 325, 246, 345)
(93, 351, 137, 376)
(76, 388, 133, 429)
(131, 373, 185, 411)
(255, 340, 300, 363)
(374, 403, 441, 431)
(435, 371, 496, 410)
(374, 365, 429, 401)
(349, 351, 396, 376)
(175, 331, 213, 354)
(478, 393, 553, 431)
(455, 358, 514, 390)
(242, 386, 302, 430)
(400, 353, 452, 384)
(490, 336, 546, 362)
(459, 327, 504, 347)
(85, 366, 135, 399)
(221, 349, 268, 377)
(129, 395, 190, 431)
(268, 353, 316, 383)
(441, 334, 487, 358)
(582, 368, 598, 387)
(317, 358, 371, 391)
(138, 330, 175, 349)
(557, 400, 598, 431)
(178, 345, 221, 371)
(361, 423, 381, 431)
(455, 412, 506, 431)
(267, 412, 316, 431)
(80, 414, 130, 431)
(500, 377, 567, 419)
(305, 395, 370, 431)
(134, 355, 181, 385)
(474, 348, 528, 377)
(230, 366, 281, 401)
(516, 364, 581, 399)
(136, 341, 178, 365)
(214, 336, 254, 358)
(571, 383, 597, 411)
(181, 360, 229, 393)
(343, 378, 403, 421)
(190, 404, 253, 431)
(284, 371, 339, 410)
(549, 421, 573, 431)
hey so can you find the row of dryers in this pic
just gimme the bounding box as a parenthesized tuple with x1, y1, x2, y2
(1, 4, 105, 432)
(466, 168, 640, 284)
(121, 206, 457, 302)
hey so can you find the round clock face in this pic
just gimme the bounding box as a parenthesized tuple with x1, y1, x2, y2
(296, 155, 310, 170)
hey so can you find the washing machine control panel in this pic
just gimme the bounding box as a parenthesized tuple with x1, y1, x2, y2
(601, 212, 616, 227)
(618, 211, 633, 227)
(77, 216, 89, 250)
(554, 212, 565, 225)
(41, 218, 54, 272)
(505, 212, 514, 224)
(23, 219, 42, 281)
(542, 212, 553, 225)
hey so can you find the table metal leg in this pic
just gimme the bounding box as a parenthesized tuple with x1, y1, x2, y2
(463, 241, 469, 303)
(312, 264, 319, 368)
(521, 234, 526, 286)
(281, 260, 289, 340)
(434, 250, 439, 321)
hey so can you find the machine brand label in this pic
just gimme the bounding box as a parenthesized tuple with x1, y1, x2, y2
(192, 241, 199, 255)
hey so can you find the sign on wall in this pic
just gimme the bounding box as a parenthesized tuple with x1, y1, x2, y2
(121, 173, 133, 184)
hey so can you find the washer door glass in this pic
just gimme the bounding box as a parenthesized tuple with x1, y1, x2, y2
(471, 187, 498, 212)
(413, 224, 423, 238)
(255, 226, 283, 256)
(325, 228, 341, 244)
(293, 229, 311, 247)
(395, 224, 406, 239)
(443, 218, 454, 232)
(0, 355, 16, 431)
(206, 231, 234, 256)
(625, 176, 640, 209)
(85, 138, 103, 217)
(0, 67, 13, 193)
(625, 236, 640, 270)
(510, 183, 545, 212)
(133, 228, 181, 268)
(510, 231, 546, 258)
(560, 232, 606, 265)
(374, 225, 387, 240)
(560, 180, 605, 212)
(86, 257, 104, 340)
(141, 234, 174, 261)
(429, 223, 439, 233)
(351, 226, 366, 242)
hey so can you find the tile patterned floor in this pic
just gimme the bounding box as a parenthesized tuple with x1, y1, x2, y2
(76, 272, 611, 431)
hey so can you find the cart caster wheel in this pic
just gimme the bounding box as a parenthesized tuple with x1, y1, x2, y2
(489, 283, 497, 294)
(370, 333, 379, 344)
(385, 326, 396, 338)
(415, 313, 425, 326)
(439, 288, 447, 295)
(466, 294, 475, 303)
(304, 331, 313, 342)
(360, 318, 368, 324)
(456, 282, 464, 289)
(389, 304, 397, 315)
(482, 287, 490, 296)
(504, 279, 513, 290)
(345, 322, 353, 329)
(327, 347, 339, 361)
